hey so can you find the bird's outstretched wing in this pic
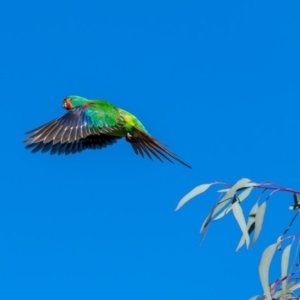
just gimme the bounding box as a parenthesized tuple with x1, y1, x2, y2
(126, 127, 191, 168)
(24, 105, 124, 146)
(25, 134, 121, 155)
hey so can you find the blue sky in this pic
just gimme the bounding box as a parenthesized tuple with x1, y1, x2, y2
(1, 0, 300, 299)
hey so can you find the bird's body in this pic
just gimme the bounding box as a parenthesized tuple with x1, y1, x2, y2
(24, 96, 191, 168)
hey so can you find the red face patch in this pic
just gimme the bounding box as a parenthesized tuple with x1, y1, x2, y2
(62, 98, 71, 110)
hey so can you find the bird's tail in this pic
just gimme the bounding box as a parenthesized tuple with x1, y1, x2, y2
(126, 127, 191, 168)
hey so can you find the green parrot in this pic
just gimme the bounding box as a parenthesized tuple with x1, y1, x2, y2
(24, 96, 191, 168)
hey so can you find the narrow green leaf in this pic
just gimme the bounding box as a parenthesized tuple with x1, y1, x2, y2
(202, 179, 255, 230)
(289, 281, 300, 292)
(217, 188, 230, 193)
(200, 178, 256, 234)
(218, 182, 257, 193)
(252, 202, 267, 247)
(214, 187, 254, 221)
(200, 200, 232, 233)
(220, 178, 251, 201)
(259, 243, 277, 300)
(238, 187, 254, 202)
(249, 296, 259, 300)
(233, 178, 257, 191)
(205, 198, 231, 223)
(236, 201, 258, 252)
(232, 200, 250, 248)
(175, 183, 212, 211)
(272, 289, 283, 299)
(214, 179, 256, 216)
(199, 213, 211, 234)
(272, 286, 292, 299)
(281, 244, 292, 295)
(213, 204, 233, 220)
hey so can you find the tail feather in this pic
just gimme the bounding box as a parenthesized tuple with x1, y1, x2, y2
(126, 127, 191, 168)
(138, 141, 154, 160)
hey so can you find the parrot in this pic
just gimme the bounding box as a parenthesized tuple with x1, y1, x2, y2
(24, 96, 191, 168)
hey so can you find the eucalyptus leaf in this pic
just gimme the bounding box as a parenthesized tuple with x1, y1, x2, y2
(272, 288, 292, 299)
(236, 201, 259, 252)
(202, 179, 255, 231)
(219, 178, 252, 203)
(214, 187, 254, 221)
(215, 179, 256, 215)
(213, 204, 233, 220)
(234, 179, 257, 192)
(175, 183, 212, 211)
(252, 202, 267, 247)
(281, 244, 292, 295)
(204, 198, 232, 224)
(200, 199, 232, 233)
(289, 281, 300, 292)
(238, 187, 254, 202)
(200, 178, 257, 237)
(217, 188, 230, 193)
(272, 289, 283, 299)
(272, 281, 298, 298)
(232, 200, 250, 248)
(259, 243, 277, 300)
(218, 182, 257, 194)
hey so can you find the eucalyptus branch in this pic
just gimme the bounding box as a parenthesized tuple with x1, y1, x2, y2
(175, 178, 300, 300)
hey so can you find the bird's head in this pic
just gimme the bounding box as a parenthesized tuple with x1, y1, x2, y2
(62, 96, 89, 110)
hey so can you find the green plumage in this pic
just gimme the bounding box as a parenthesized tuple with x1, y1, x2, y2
(24, 96, 191, 168)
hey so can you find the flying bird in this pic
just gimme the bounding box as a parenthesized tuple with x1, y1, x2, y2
(24, 96, 191, 168)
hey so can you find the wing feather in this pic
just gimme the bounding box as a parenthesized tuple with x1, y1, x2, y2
(26, 134, 121, 155)
(24, 104, 124, 148)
